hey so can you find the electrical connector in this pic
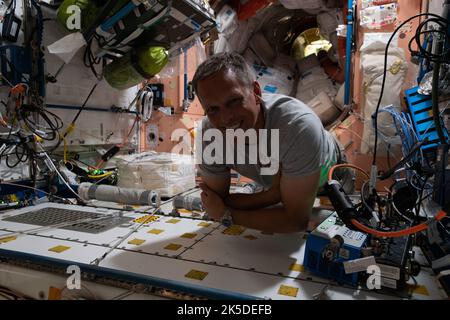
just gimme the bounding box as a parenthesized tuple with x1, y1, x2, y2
(101, 145, 120, 162)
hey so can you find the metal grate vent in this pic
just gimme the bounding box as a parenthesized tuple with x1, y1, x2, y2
(3, 207, 132, 234)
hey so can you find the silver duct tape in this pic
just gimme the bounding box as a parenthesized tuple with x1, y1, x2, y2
(88, 185, 98, 199)
(173, 195, 203, 211)
(78, 183, 159, 206)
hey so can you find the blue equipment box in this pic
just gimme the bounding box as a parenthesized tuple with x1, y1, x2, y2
(304, 212, 368, 286)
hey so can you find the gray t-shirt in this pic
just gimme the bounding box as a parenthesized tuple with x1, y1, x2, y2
(197, 93, 338, 189)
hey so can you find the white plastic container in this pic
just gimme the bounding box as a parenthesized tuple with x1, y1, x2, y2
(115, 152, 196, 198)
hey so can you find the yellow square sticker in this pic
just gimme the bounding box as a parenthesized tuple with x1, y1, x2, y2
(185, 269, 208, 281)
(48, 286, 62, 300)
(148, 229, 164, 235)
(128, 238, 145, 246)
(409, 284, 429, 296)
(48, 245, 70, 253)
(181, 233, 197, 239)
(164, 243, 182, 251)
(198, 222, 212, 227)
(278, 285, 299, 297)
(290, 263, 304, 272)
(222, 225, 245, 235)
(166, 219, 181, 224)
(0, 236, 17, 243)
(244, 235, 258, 240)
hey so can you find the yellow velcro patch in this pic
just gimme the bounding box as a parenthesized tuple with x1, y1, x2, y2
(128, 238, 145, 246)
(185, 269, 208, 281)
(0, 236, 17, 243)
(278, 285, 299, 297)
(164, 243, 182, 251)
(147, 229, 164, 235)
(289, 263, 305, 272)
(409, 284, 429, 296)
(48, 287, 62, 300)
(181, 233, 197, 239)
(166, 219, 181, 224)
(198, 222, 212, 227)
(48, 245, 70, 253)
(222, 225, 245, 235)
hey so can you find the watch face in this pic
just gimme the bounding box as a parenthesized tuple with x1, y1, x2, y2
(222, 219, 232, 227)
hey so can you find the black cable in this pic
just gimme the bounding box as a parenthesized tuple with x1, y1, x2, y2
(378, 140, 426, 180)
(1, 133, 37, 169)
(49, 82, 98, 153)
(408, 30, 437, 58)
(17, 104, 63, 141)
(386, 147, 392, 172)
(7, 146, 27, 168)
(372, 13, 449, 166)
(71, 83, 98, 125)
(5, 0, 16, 12)
(415, 175, 430, 223)
(414, 18, 450, 63)
(360, 180, 376, 214)
(83, 37, 104, 80)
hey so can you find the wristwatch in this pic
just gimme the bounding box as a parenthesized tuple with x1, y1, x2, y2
(221, 207, 233, 227)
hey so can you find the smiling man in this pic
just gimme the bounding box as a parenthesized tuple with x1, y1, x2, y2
(193, 52, 350, 233)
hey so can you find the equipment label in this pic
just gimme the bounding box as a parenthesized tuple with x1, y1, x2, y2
(343, 256, 376, 274)
(381, 277, 397, 289)
(378, 264, 401, 280)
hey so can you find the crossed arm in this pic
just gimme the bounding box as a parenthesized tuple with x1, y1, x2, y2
(200, 170, 320, 233)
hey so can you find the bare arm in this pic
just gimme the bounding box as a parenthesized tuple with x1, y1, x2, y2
(223, 189, 280, 210)
(200, 174, 230, 199)
(201, 171, 321, 233)
(223, 171, 281, 210)
(201, 171, 281, 210)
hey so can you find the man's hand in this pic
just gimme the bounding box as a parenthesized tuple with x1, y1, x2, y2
(199, 183, 226, 221)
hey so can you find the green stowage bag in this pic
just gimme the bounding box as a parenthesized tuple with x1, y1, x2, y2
(57, 0, 99, 32)
(104, 46, 169, 90)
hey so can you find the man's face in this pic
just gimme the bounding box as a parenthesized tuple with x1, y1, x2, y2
(196, 68, 262, 132)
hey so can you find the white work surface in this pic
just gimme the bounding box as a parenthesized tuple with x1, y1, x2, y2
(0, 200, 447, 300)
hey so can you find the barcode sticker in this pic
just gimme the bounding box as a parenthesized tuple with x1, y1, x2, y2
(378, 264, 401, 280)
(381, 277, 397, 289)
(343, 229, 365, 241)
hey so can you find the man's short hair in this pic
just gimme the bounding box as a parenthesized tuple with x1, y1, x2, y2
(192, 52, 255, 95)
